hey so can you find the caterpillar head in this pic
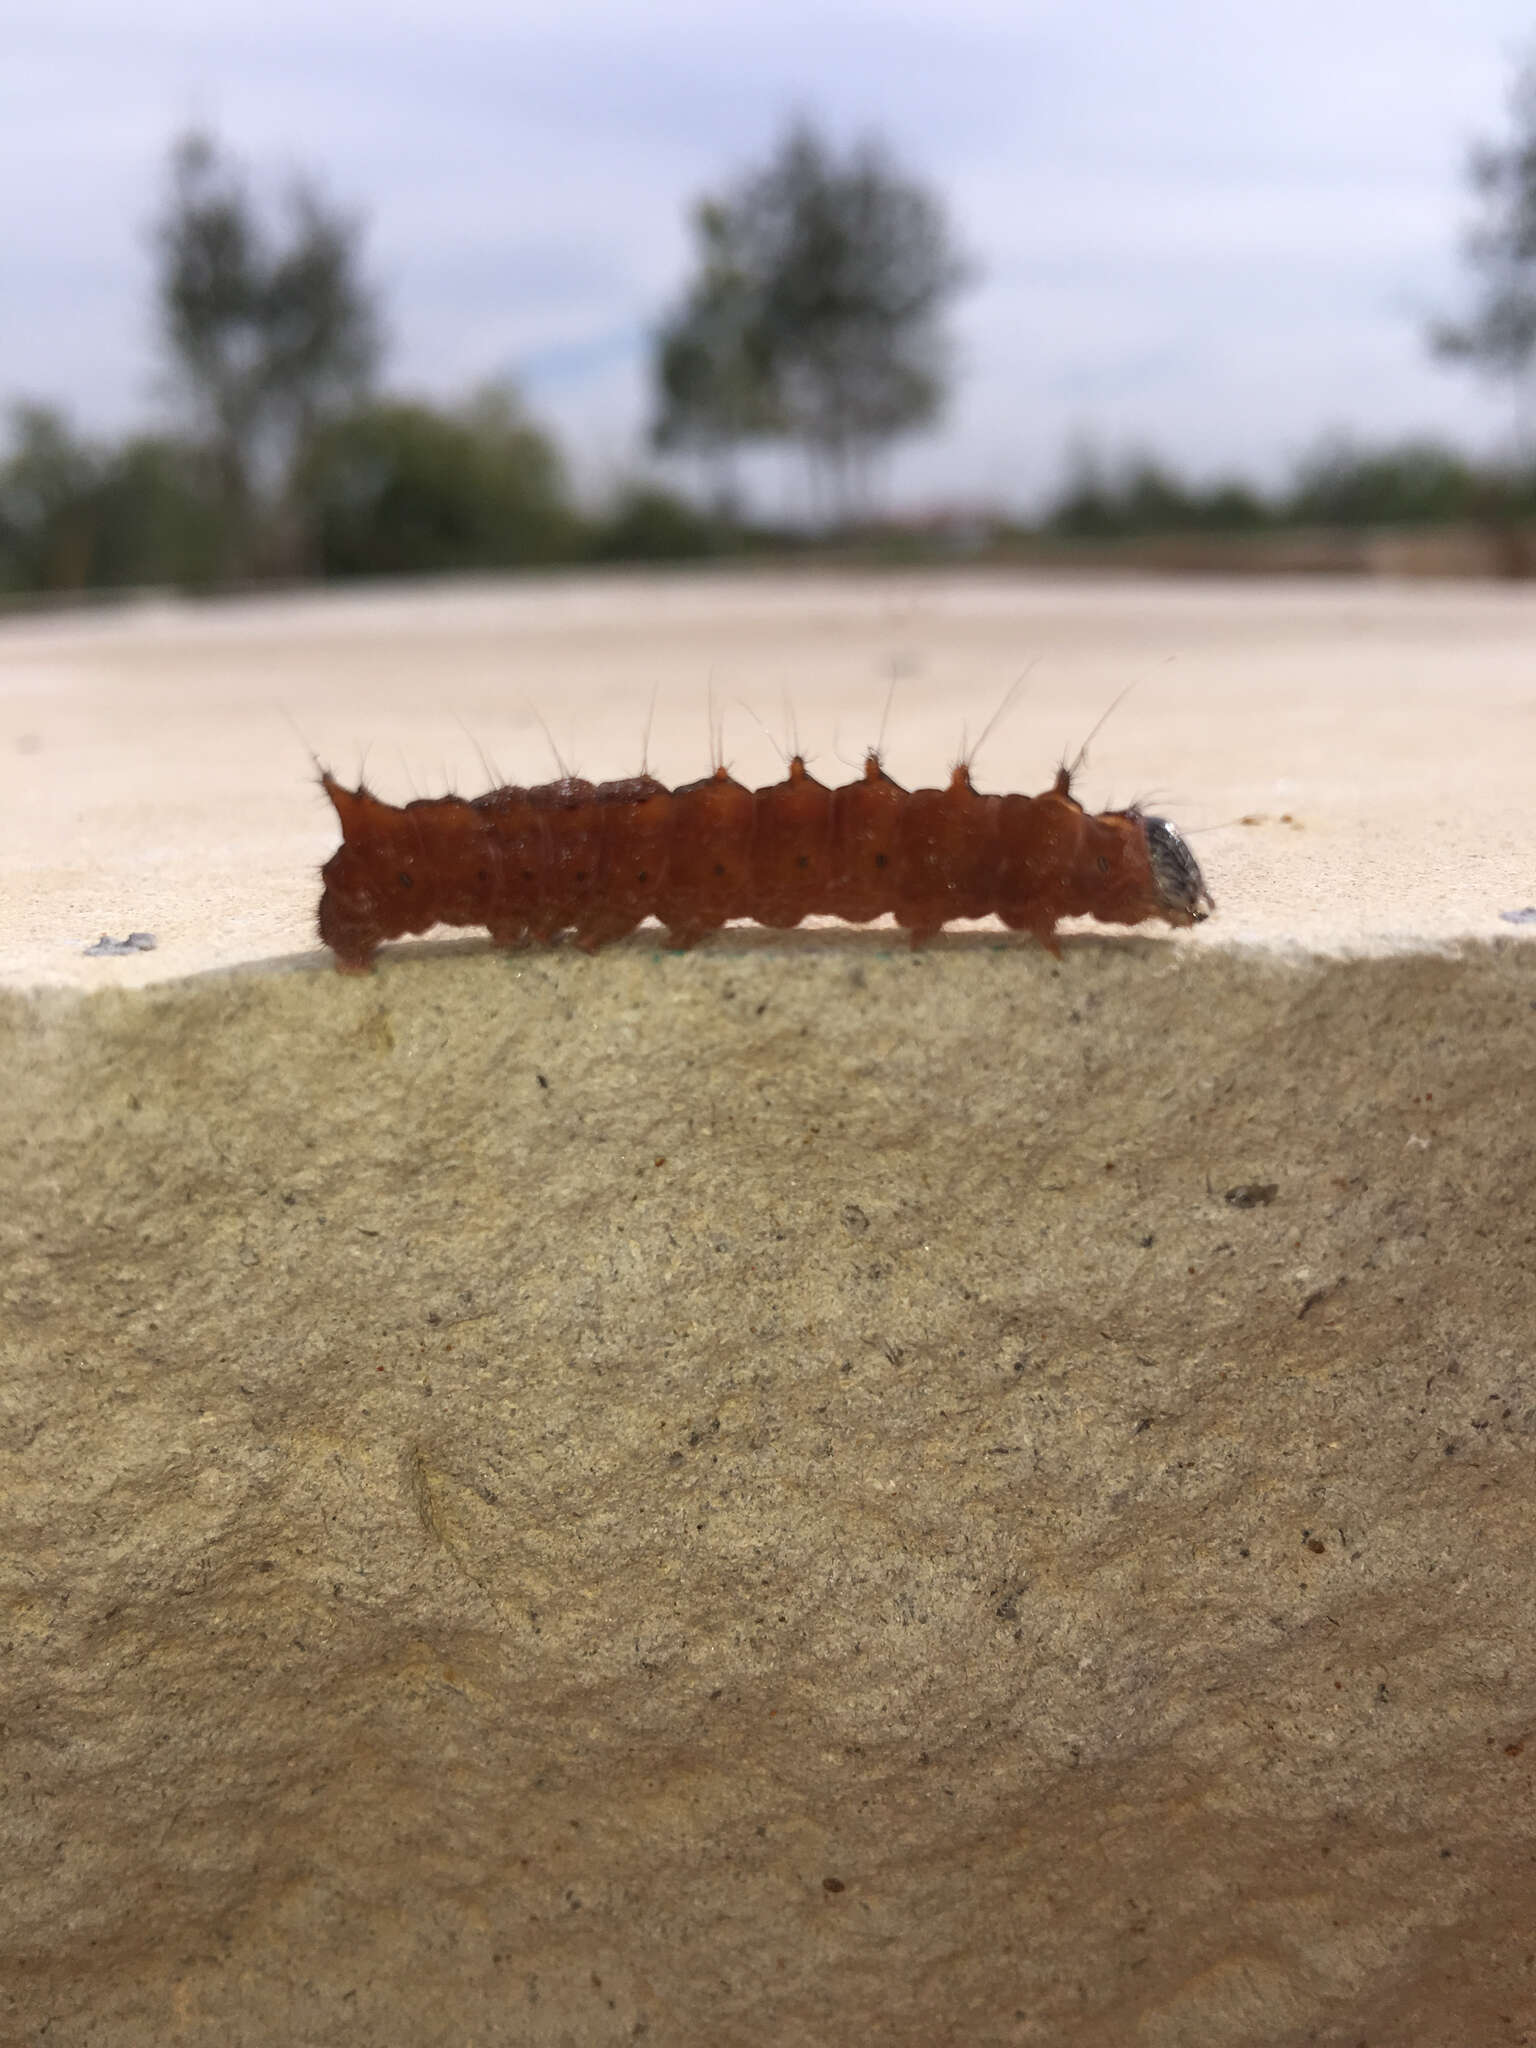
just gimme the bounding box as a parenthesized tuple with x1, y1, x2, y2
(1143, 817, 1214, 926)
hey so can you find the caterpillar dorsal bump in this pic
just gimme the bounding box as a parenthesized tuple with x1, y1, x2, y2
(316, 749, 1214, 973)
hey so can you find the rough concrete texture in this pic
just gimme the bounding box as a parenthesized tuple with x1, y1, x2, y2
(4, 934, 1535, 2047)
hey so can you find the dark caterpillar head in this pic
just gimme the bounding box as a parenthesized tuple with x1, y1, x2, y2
(1143, 817, 1214, 926)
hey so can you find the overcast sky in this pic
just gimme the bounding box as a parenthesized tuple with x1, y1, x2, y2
(4, 0, 1536, 513)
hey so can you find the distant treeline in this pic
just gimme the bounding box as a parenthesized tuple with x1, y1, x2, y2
(0, 392, 741, 599)
(1037, 441, 1536, 540)
(5, 403, 1534, 601)
(7, 115, 1536, 601)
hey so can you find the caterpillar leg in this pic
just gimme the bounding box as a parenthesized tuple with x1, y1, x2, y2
(572, 914, 643, 953)
(318, 886, 381, 973)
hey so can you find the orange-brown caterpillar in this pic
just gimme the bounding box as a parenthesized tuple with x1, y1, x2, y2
(317, 746, 1213, 973)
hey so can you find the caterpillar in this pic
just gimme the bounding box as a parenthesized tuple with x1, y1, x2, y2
(316, 746, 1214, 973)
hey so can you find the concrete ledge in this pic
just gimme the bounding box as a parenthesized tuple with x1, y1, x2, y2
(5, 934, 1535, 2044)
(6, 576, 1536, 2042)
(4, 570, 1536, 986)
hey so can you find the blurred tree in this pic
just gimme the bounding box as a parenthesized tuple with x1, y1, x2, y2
(1286, 438, 1479, 527)
(298, 384, 578, 578)
(0, 405, 102, 590)
(652, 199, 780, 509)
(155, 130, 381, 581)
(652, 122, 969, 523)
(1430, 56, 1536, 441)
(0, 404, 230, 595)
(91, 436, 225, 588)
(1042, 444, 1268, 538)
(0, 406, 225, 595)
(588, 482, 725, 562)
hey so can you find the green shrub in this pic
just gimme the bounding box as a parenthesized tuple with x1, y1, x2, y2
(0, 406, 222, 594)
(1284, 439, 1482, 527)
(299, 386, 580, 577)
(588, 484, 724, 561)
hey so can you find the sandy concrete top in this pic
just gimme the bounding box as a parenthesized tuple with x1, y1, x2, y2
(2, 567, 1534, 989)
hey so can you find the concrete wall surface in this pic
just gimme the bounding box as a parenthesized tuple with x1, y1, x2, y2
(3, 573, 1534, 2047)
